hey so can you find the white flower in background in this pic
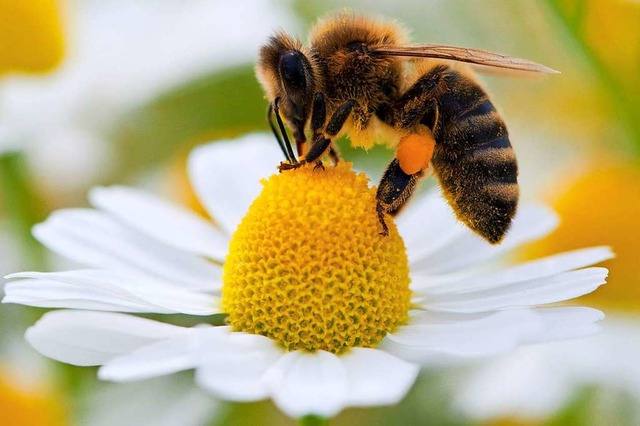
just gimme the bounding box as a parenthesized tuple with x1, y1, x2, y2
(82, 375, 218, 426)
(0, 0, 297, 189)
(454, 315, 640, 422)
(3, 134, 612, 419)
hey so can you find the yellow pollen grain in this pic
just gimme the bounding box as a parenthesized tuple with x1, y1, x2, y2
(222, 162, 411, 354)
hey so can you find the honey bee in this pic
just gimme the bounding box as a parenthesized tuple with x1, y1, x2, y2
(256, 13, 557, 243)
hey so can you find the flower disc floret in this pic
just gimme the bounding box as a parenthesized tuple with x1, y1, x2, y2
(222, 162, 411, 354)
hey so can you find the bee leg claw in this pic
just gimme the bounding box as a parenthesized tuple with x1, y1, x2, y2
(278, 160, 306, 172)
(313, 161, 325, 171)
(376, 204, 390, 237)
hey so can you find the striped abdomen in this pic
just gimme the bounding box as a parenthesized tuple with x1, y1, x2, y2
(430, 70, 518, 243)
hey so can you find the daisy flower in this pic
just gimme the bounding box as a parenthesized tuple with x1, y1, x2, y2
(3, 134, 611, 419)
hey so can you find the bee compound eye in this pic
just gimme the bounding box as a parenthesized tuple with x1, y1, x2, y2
(279, 50, 308, 91)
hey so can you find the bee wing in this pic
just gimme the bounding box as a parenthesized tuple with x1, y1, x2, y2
(371, 44, 559, 74)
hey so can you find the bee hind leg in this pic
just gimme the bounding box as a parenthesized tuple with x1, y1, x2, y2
(376, 159, 421, 236)
(376, 133, 434, 236)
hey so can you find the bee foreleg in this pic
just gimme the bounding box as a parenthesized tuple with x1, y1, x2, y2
(305, 135, 332, 167)
(311, 92, 327, 134)
(304, 99, 354, 165)
(376, 158, 420, 236)
(312, 93, 347, 165)
(325, 100, 355, 137)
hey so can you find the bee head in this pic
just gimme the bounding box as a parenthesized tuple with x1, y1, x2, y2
(257, 33, 320, 141)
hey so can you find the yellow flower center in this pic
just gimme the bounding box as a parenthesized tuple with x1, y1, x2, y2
(222, 163, 411, 354)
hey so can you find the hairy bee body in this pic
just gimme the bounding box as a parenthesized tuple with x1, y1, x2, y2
(307, 16, 406, 148)
(424, 65, 518, 242)
(257, 13, 543, 243)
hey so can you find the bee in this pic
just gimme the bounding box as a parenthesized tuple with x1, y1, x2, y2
(256, 13, 557, 243)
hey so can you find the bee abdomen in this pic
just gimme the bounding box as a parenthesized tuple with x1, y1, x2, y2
(456, 97, 496, 122)
(434, 99, 519, 243)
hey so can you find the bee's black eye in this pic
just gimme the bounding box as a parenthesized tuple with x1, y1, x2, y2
(279, 50, 307, 91)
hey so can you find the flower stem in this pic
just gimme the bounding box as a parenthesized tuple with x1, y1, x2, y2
(299, 415, 329, 426)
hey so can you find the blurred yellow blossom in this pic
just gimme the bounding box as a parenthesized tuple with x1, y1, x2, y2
(0, 0, 64, 75)
(544, 0, 640, 158)
(526, 164, 640, 312)
(0, 369, 67, 426)
(557, 0, 640, 92)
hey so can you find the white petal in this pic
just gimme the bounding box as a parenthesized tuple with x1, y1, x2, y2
(342, 348, 419, 407)
(525, 307, 605, 343)
(34, 209, 222, 291)
(4, 279, 154, 313)
(26, 310, 188, 366)
(422, 267, 608, 313)
(409, 204, 559, 275)
(383, 307, 604, 364)
(384, 310, 543, 358)
(263, 351, 349, 418)
(188, 134, 282, 234)
(455, 314, 630, 421)
(195, 329, 282, 402)
(99, 331, 203, 382)
(397, 191, 468, 261)
(4, 270, 219, 315)
(413, 246, 614, 293)
(89, 186, 228, 261)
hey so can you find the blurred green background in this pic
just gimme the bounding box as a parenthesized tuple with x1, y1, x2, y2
(0, 0, 638, 425)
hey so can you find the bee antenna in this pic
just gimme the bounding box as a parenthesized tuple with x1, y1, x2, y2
(267, 103, 292, 162)
(272, 98, 298, 164)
